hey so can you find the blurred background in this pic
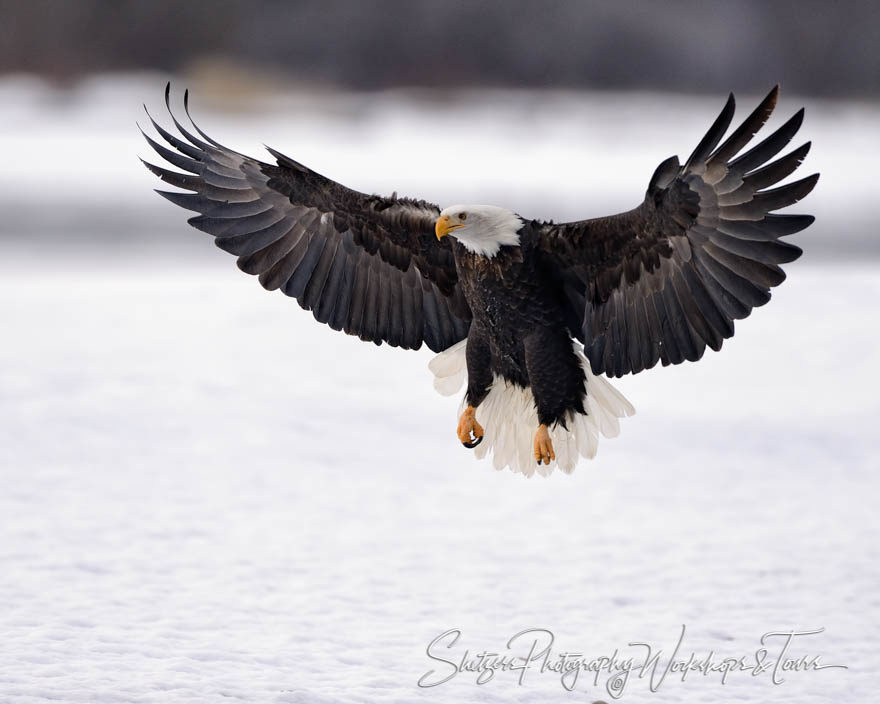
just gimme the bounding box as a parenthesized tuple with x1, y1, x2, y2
(2, 3, 878, 703)
(1, 0, 879, 259)
(3, 0, 879, 94)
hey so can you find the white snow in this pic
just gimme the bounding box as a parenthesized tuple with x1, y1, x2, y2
(1, 257, 877, 703)
(0, 75, 878, 702)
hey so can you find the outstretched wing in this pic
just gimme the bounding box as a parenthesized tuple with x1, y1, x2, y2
(140, 85, 471, 352)
(538, 86, 818, 377)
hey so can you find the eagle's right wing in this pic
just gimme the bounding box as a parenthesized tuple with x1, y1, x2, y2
(141, 85, 471, 352)
(538, 86, 818, 377)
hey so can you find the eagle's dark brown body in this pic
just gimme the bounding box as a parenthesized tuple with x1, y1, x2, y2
(452, 226, 586, 427)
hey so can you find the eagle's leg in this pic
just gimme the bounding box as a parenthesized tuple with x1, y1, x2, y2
(457, 405, 484, 448)
(458, 326, 493, 449)
(524, 327, 587, 465)
(533, 424, 555, 465)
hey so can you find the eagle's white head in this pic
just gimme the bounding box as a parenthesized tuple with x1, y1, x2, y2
(435, 204, 523, 258)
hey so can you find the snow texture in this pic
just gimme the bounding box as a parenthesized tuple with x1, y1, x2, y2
(1, 259, 878, 703)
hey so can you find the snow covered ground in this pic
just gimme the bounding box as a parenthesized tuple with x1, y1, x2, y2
(1, 256, 877, 703)
(1, 76, 879, 702)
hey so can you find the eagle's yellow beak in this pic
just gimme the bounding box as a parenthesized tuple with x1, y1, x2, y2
(435, 215, 464, 240)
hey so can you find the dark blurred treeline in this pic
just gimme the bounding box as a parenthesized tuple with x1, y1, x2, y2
(1, 0, 878, 97)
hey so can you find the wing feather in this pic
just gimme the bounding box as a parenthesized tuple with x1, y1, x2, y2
(538, 87, 817, 376)
(141, 85, 471, 352)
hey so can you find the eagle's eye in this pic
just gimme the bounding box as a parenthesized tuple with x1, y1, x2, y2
(459, 212, 467, 220)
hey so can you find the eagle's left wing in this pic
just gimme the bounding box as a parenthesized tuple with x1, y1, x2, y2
(139, 85, 471, 353)
(537, 86, 818, 378)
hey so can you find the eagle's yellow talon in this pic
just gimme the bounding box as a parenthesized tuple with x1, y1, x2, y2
(533, 424, 555, 465)
(457, 405, 484, 447)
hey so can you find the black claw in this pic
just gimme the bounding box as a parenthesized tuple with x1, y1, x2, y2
(463, 435, 483, 449)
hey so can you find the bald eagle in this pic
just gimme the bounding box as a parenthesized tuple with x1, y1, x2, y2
(141, 85, 817, 476)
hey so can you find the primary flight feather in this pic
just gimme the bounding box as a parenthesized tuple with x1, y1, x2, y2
(141, 84, 817, 476)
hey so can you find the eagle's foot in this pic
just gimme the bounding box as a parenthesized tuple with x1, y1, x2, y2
(534, 424, 555, 465)
(457, 405, 484, 449)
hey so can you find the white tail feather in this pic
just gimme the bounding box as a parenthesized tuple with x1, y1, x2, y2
(428, 340, 635, 477)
